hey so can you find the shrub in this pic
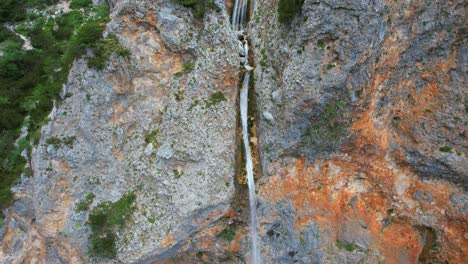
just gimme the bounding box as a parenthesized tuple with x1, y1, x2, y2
(87, 34, 131, 70)
(439, 146, 452, 153)
(144, 130, 159, 146)
(336, 239, 364, 252)
(218, 227, 236, 242)
(76, 193, 95, 211)
(70, 0, 92, 9)
(278, 0, 304, 24)
(174, 62, 195, 78)
(205, 91, 226, 107)
(174, 0, 221, 19)
(88, 191, 136, 258)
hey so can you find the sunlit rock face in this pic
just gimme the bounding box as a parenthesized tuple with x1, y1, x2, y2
(1, 0, 466, 263)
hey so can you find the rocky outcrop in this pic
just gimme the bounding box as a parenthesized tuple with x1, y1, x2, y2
(1, 0, 240, 263)
(251, 0, 466, 263)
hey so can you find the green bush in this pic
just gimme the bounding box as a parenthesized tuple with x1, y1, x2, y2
(278, 0, 304, 24)
(205, 91, 226, 107)
(144, 130, 159, 146)
(218, 227, 236, 242)
(174, 62, 195, 78)
(76, 193, 95, 211)
(439, 146, 452, 153)
(70, 0, 92, 9)
(87, 34, 131, 70)
(88, 192, 136, 258)
(174, 0, 221, 19)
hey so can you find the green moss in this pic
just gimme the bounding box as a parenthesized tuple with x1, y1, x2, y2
(439, 146, 452, 153)
(76, 193, 95, 212)
(218, 227, 236, 242)
(88, 191, 136, 259)
(174, 62, 195, 78)
(205, 91, 226, 107)
(336, 239, 364, 252)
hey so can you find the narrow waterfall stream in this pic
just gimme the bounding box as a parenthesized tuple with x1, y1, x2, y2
(231, 1, 261, 263)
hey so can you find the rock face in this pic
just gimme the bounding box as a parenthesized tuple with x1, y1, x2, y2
(251, 0, 467, 263)
(1, 0, 240, 263)
(1, 0, 466, 263)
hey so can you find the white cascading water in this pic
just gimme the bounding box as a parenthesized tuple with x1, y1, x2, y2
(232, 0, 261, 263)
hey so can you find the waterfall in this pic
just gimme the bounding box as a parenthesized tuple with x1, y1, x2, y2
(232, 0, 248, 31)
(240, 72, 261, 264)
(232, 0, 262, 263)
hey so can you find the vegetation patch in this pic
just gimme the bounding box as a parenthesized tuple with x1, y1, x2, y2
(174, 62, 195, 78)
(46, 136, 76, 148)
(70, 0, 92, 9)
(278, 0, 304, 24)
(76, 192, 95, 212)
(336, 239, 364, 252)
(144, 130, 159, 146)
(87, 34, 131, 70)
(174, 0, 221, 19)
(439, 146, 452, 153)
(301, 99, 349, 154)
(218, 226, 236, 242)
(0, 1, 119, 221)
(88, 191, 136, 259)
(205, 91, 226, 107)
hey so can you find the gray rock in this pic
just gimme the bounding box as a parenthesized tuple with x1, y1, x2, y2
(263, 111, 274, 121)
(144, 143, 154, 156)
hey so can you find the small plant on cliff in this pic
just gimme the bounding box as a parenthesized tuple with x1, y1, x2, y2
(205, 91, 226, 107)
(46, 136, 76, 148)
(76, 193, 95, 212)
(218, 227, 236, 242)
(174, 62, 195, 78)
(88, 191, 136, 259)
(174, 0, 221, 19)
(87, 34, 131, 70)
(439, 146, 453, 153)
(145, 130, 159, 146)
(336, 239, 364, 252)
(278, 0, 304, 24)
